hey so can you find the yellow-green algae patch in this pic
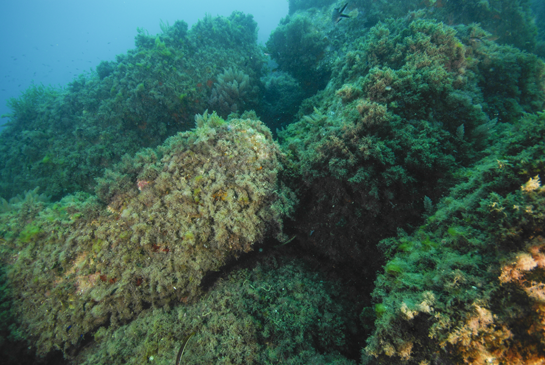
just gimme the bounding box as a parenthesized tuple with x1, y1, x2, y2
(0, 111, 295, 355)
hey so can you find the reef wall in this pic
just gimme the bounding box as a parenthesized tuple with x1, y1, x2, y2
(364, 111, 545, 364)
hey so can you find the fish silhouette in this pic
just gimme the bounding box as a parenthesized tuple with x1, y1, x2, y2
(332, 3, 350, 23)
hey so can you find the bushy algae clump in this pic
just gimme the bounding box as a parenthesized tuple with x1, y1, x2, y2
(0, 112, 294, 356)
(76, 259, 357, 365)
(365, 0, 537, 52)
(266, 2, 367, 99)
(364, 111, 545, 364)
(266, 14, 331, 96)
(208, 67, 260, 118)
(260, 71, 305, 134)
(286, 0, 537, 52)
(279, 13, 544, 281)
(270, 0, 539, 112)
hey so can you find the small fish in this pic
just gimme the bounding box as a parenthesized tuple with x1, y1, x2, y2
(469, 35, 500, 44)
(332, 3, 350, 23)
(176, 332, 196, 365)
(275, 235, 296, 248)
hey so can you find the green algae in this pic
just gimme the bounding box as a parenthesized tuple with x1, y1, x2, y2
(17, 224, 42, 243)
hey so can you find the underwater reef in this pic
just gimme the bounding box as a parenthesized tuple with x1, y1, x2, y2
(1, 1, 545, 364)
(279, 12, 544, 291)
(0, 12, 264, 201)
(269, 0, 540, 104)
(0, 112, 294, 357)
(364, 111, 545, 364)
(75, 258, 358, 364)
(260, 71, 305, 135)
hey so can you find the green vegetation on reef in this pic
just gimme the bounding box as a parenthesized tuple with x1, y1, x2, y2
(0, 12, 264, 201)
(364, 111, 545, 364)
(0, 265, 25, 364)
(288, 0, 538, 52)
(260, 71, 305, 134)
(266, 14, 331, 96)
(278, 13, 544, 278)
(266, 2, 367, 98)
(76, 259, 357, 365)
(533, 0, 545, 57)
(1, 3, 545, 364)
(367, 0, 538, 52)
(0, 112, 294, 355)
(273, 0, 540, 105)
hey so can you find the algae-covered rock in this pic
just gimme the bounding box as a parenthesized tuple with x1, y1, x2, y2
(271, 0, 539, 110)
(266, 13, 331, 96)
(0, 112, 295, 356)
(266, 3, 367, 100)
(346, 0, 537, 52)
(0, 12, 264, 201)
(75, 259, 356, 365)
(260, 71, 305, 133)
(279, 16, 482, 275)
(279, 14, 544, 280)
(364, 111, 545, 364)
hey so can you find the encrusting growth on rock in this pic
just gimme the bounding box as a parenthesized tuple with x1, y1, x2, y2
(0, 111, 295, 355)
